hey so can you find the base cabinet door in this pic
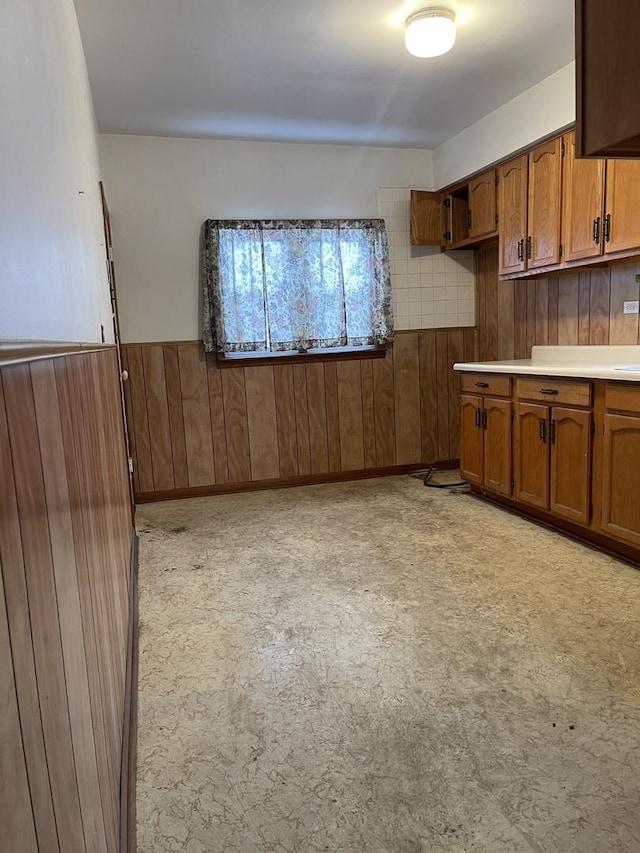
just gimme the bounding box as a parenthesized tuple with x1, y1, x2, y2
(514, 402, 548, 509)
(460, 395, 483, 485)
(550, 407, 592, 525)
(483, 397, 512, 495)
(601, 413, 640, 546)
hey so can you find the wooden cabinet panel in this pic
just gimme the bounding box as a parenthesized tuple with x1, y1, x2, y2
(459, 395, 483, 485)
(483, 397, 512, 495)
(576, 0, 640, 158)
(605, 384, 640, 415)
(527, 138, 563, 268)
(604, 160, 640, 254)
(516, 377, 592, 407)
(602, 413, 640, 546)
(411, 191, 445, 246)
(550, 407, 592, 525)
(469, 170, 497, 239)
(514, 402, 549, 509)
(460, 373, 511, 397)
(562, 132, 605, 262)
(498, 155, 528, 276)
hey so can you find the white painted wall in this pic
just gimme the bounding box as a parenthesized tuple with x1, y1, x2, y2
(434, 62, 576, 189)
(100, 135, 435, 342)
(0, 0, 112, 343)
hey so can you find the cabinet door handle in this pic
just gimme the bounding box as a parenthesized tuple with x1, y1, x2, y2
(549, 419, 556, 445)
(526, 235, 532, 259)
(475, 408, 481, 428)
(474, 381, 489, 388)
(539, 388, 559, 395)
(482, 409, 488, 430)
(517, 239, 523, 261)
(593, 216, 601, 244)
(604, 213, 611, 243)
(539, 419, 547, 443)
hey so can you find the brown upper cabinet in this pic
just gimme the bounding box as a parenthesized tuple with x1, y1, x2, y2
(576, 0, 640, 158)
(410, 190, 445, 246)
(498, 140, 564, 277)
(527, 138, 563, 269)
(468, 171, 497, 240)
(498, 155, 528, 276)
(410, 170, 497, 249)
(602, 160, 640, 254)
(561, 132, 605, 262)
(562, 132, 640, 260)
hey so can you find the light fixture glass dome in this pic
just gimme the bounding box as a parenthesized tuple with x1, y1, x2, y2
(405, 8, 456, 58)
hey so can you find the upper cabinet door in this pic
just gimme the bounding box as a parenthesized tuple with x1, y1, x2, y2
(576, 0, 640, 158)
(410, 191, 445, 246)
(603, 160, 640, 254)
(498, 156, 528, 276)
(527, 138, 563, 269)
(468, 170, 497, 239)
(561, 132, 605, 262)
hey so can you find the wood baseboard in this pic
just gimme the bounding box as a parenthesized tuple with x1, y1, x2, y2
(470, 486, 640, 568)
(120, 532, 139, 853)
(135, 460, 460, 503)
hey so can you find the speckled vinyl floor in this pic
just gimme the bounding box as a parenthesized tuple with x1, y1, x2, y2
(136, 475, 640, 853)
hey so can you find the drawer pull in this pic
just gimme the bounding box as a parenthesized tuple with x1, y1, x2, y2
(539, 419, 546, 443)
(474, 408, 481, 428)
(539, 388, 559, 395)
(474, 381, 489, 388)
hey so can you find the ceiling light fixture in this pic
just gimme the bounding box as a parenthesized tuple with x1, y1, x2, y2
(405, 8, 456, 58)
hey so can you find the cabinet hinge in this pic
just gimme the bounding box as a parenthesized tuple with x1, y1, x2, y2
(591, 420, 596, 435)
(561, 139, 566, 157)
(495, 213, 499, 227)
(128, 457, 134, 474)
(443, 197, 451, 208)
(559, 243, 563, 258)
(511, 478, 515, 490)
(444, 231, 451, 241)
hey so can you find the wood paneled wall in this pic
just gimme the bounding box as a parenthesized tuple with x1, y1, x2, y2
(0, 348, 133, 852)
(476, 240, 640, 360)
(122, 328, 477, 501)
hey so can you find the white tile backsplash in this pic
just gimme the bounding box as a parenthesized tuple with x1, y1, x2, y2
(380, 187, 476, 331)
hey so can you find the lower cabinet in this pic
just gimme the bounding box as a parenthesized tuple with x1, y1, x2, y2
(513, 402, 592, 525)
(459, 373, 640, 558)
(601, 387, 640, 547)
(460, 394, 512, 495)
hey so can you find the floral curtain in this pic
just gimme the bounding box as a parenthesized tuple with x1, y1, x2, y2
(202, 219, 394, 353)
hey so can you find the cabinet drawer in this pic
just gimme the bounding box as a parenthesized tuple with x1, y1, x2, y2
(516, 377, 592, 407)
(460, 373, 512, 397)
(605, 384, 640, 415)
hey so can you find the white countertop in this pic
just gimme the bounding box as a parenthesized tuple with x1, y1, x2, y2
(454, 345, 640, 382)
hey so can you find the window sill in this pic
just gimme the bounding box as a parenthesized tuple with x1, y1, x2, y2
(215, 345, 389, 368)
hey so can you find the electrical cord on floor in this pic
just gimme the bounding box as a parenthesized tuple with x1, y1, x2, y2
(411, 464, 468, 489)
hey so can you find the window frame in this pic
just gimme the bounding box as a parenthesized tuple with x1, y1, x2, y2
(202, 218, 394, 359)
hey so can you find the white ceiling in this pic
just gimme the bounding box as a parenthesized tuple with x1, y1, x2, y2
(73, 0, 575, 149)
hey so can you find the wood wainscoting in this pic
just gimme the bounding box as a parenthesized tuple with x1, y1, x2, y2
(476, 241, 640, 361)
(0, 348, 135, 852)
(121, 328, 477, 502)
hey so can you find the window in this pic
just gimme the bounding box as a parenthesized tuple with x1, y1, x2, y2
(202, 219, 394, 356)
